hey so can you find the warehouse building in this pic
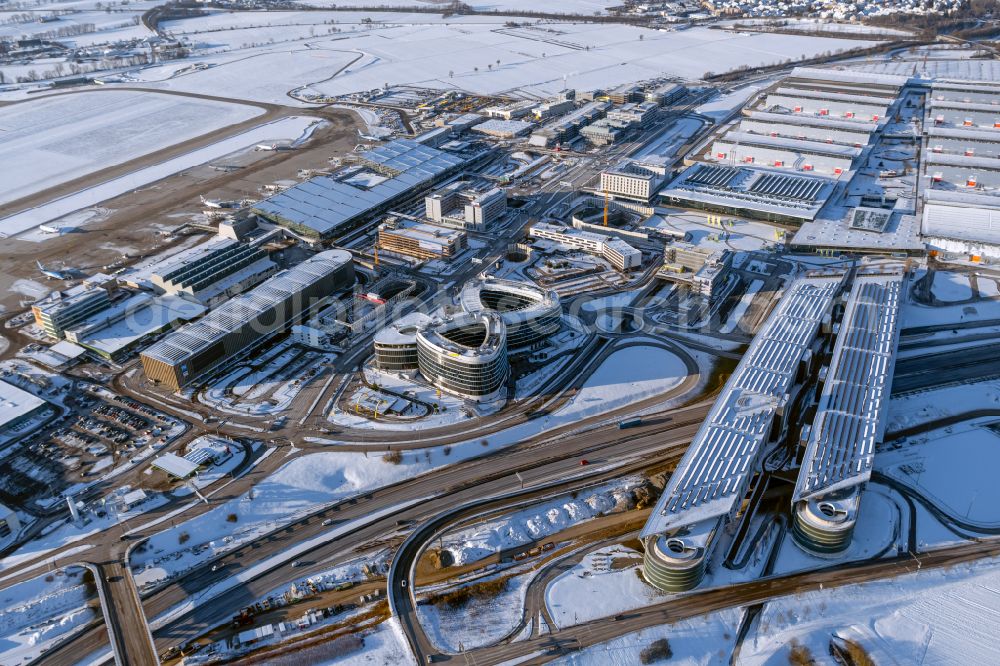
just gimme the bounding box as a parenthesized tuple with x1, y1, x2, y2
(925, 152, 1000, 190)
(459, 278, 561, 348)
(765, 92, 889, 122)
(147, 237, 277, 307)
(927, 126, 1000, 160)
(140, 250, 355, 390)
(253, 140, 471, 239)
(659, 163, 835, 224)
(529, 222, 642, 270)
(782, 67, 908, 97)
(711, 132, 860, 176)
(0, 379, 50, 442)
(415, 312, 509, 401)
(425, 183, 507, 230)
(792, 270, 903, 554)
(740, 111, 877, 147)
(600, 160, 670, 203)
(922, 188, 1000, 258)
(32, 274, 116, 339)
(377, 218, 467, 261)
(481, 100, 535, 120)
(641, 272, 844, 592)
(928, 99, 1000, 130)
(930, 79, 1000, 106)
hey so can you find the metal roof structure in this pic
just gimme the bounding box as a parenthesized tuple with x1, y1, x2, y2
(141, 250, 352, 367)
(659, 164, 835, 221)
(716, 132, 863, 159)
(641, 273, 844, 538)
(787, 67, 909, 89)
(253, 140, 469, 237)
(743, 110, 878, 134)
(922, 188, 1000, 246)
(0, 379, 46, 429)
(772, 87, 894, 107)
(793, 271, 904, 502)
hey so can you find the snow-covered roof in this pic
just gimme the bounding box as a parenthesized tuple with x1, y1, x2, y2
(788, 67, 910, 89)
(717, 132, 862, 158)
(772, 86, 895, 107)
(927, 126, 1000, 144)
(922, 189, 1000, 246)
(793, 271, 904, 502)
(151, 452, 199, 478)
(744, 110, 878, 134)
(926, 152, 1000, 171)
(641, 273, 844, 538)
(0, 380, 46, 429)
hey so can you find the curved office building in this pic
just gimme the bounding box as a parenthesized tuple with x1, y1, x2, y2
(416, 312, 509, 400)
(459, 278, 561, 348)
(373, 312, 432, 373)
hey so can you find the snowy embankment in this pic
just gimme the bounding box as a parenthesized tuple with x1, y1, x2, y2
(739, 555, 1000, 665)
(441, 477, 645, 566)
(0, 566, 97, 665)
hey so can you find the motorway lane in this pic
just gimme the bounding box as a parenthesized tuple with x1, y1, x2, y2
(96, 558, 159, 666)
(892, 342, 1000, 394)
(139, 411, 708, 659)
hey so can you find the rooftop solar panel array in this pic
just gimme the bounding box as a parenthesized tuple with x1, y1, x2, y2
(686, 164, 740, 187)
(641, 274, 844, 537)
(793, 272, 903, 501)
(749, 173, 825, 202)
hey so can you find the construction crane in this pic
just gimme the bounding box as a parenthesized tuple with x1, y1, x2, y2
(603, 189, 610, 227)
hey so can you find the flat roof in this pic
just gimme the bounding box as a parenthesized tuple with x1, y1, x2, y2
(0, 379, 46, 428)
(772, 87, 894, 107)
(793, 271, 904, 502)
(927, 126, 1000, 144)
(744, 110, 877, 134)
(380, 219, 465, 248)
(716, 132, 862, 158)
(788, 67, 909, 89)
(791, 213, 923, 252)
(641, 273, 845, 537)
(928, 99, 1000, 113)
(151, 453, 199, 478)
(659, 164, 835, 221)
(922, 189, 1000, 245)
(926, 152, 1000, 171)
(75, 295, 206, 356)
(253, 139, 468, 236)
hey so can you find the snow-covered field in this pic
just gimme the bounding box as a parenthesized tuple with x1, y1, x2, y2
(0, 90, 263, 206)
(318, 618, 415, 666)
(545, 545, 666, 627)
(138, 13, 874, 102)
(930, 271, 972, 303)
(418, 568, 532, 652)
(879, 419, 1000, 527)
(0, 566, 97, 665)
(553, 606, 742, 665)
(1, 115, 322, 237)
(886, 378, 1000, 433)
(739, 555, 1000, 665)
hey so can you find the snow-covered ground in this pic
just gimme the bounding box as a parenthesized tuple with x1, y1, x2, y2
(545, 545, 666, 627)
(886, 378, 1000, 433)
(0, 565, 97, 665)
(418, 568, 532, 652)
(129, 14, 875, 102)
(721, 279, 764, 334)
(1, 115, 322, 236)
(644, 212, 778, 253)
(739, 555, 1000, 665)
(930, 271, 972, 303)
(0, 90, 262, 206)
(899, 296, 1000, 329)
(318, 618, 415, 666)
(553, 606, 742, 665)
(879, 419, 1000, 528)
(695, 79, 775, 122)
(441, 477, 644, 566)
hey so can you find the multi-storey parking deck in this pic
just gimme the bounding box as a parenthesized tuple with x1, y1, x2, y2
(792, 270, 905, 553)
(641, 273, 844, 591)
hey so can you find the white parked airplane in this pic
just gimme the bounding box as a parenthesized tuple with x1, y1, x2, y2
(37, 261, 71, 280)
